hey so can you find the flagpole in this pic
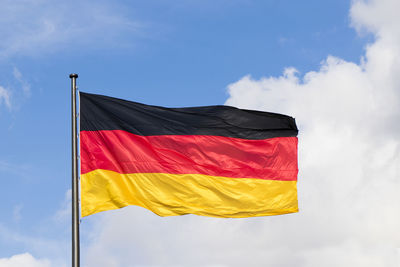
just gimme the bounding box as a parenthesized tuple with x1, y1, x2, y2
(70, 73, 80, 267)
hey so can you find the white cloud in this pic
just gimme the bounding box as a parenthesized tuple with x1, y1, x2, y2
(0, 190, 73, 267)
(0, 253, 50, 267)
(351, 0, 400, 40)
(0, 1, 141, 112)
(0, 0, 141, 58)
(83, 0, 400, 266)
(0, 67, 33, 110)
(0, 86, 11, 110)
(0, 223, 68, 267)
(0, 67, 31, 112)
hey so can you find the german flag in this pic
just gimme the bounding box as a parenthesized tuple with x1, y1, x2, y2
(79, 92, 299, 218)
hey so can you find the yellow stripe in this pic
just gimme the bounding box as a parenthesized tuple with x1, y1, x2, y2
(81, 169, 298, 218)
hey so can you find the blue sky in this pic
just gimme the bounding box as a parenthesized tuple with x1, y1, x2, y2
(1, 0, 399, 266)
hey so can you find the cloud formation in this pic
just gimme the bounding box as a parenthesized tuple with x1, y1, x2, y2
(0, 0, 141, 112)
(0, 253, 50, 267)
(0, 221, 68, 267)
(83, 0, 400, 266)
(0, 86, 11, 110)
(0, 68, 32, 112)
(0, 0, 140, 58)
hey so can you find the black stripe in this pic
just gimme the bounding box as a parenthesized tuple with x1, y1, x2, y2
(79, 92, 298, 140)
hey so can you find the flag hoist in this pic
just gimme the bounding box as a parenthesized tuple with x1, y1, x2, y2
(70, 74, 299, 267)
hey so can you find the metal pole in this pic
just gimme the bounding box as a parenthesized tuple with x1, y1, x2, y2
(70, 73, 80, 267)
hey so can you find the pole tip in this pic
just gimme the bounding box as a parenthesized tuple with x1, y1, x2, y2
(69, 73, 78, 79)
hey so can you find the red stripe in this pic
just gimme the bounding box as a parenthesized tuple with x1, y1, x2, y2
(80, 130, 298, 181)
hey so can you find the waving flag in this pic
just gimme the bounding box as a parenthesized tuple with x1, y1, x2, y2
(79, 92, 299, 218)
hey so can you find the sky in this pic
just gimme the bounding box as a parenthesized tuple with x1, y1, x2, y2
(0, 0, 399, 266)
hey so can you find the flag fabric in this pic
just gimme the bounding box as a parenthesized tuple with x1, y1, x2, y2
(79, 92, 299, 218)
